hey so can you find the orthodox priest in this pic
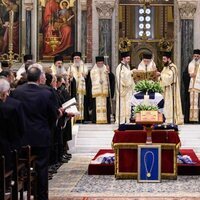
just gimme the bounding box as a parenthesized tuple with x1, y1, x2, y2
(87, 56, 115, 124)
(51, 55, 67, 75)
(67, 52, 89, 122)
(188, 49, 200, 122)
(16, 54, 33, 80)
(138, 53, 157, 71)
(160, 52, 184, 125)
(115, 51, 135, 124)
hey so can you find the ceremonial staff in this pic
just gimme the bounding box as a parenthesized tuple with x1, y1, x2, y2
(118, 63, 123, 127)
(169, 63, 175, 124)
(104, 55, 114, 123)
(103, 29, 114, 123)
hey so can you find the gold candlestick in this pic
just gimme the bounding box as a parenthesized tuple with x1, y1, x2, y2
(46, 36, 61, 52)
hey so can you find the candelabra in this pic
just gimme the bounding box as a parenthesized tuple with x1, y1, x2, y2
(0, 9, 20, 66)
(45, 36, 61, 52)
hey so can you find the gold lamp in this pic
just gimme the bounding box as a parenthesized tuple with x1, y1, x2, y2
(46, 36, 61, 52)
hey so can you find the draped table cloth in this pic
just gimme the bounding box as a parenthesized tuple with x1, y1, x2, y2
(112, 130, 180, 179)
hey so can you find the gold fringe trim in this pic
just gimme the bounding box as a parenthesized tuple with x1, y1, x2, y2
(92, 93, 108, 98)
(96, 120, 108, 124)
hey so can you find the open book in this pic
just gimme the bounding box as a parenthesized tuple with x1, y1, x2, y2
(132, 70, 158, 83)
(65, 105, 80, 116)
(62, 97, 76, 110)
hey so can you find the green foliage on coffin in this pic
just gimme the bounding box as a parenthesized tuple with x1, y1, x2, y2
(135, 80, 163, 93)
(134, 104, 159, 113)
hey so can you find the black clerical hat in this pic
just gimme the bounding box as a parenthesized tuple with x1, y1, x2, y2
(24, 54, 33, 62)
(95, 56, 104, 62)
(1, 61, 9, 68)
(0, 71, 10, 78)
(72, 52, 82, 59)
(143, 53, 152, 59)
(54, 55, 63, 63)
(163, 51, 172, 58)
(193, 49, 200, 55)
(45, 73, 53, 86)
(121, 51, 130, 58)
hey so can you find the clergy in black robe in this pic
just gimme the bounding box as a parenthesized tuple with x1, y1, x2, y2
(67, 52, 89, 122)
(87, 56, 115, 124)
(56, 75, 73, 155)
(182, 63, 191, 123)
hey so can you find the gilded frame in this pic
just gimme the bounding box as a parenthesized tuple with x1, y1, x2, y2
(0, 0, 22, 62)
(113, 143, 179, 180)
(114, 143, 139, 179)
(37, 0, 77, 62)
(138, 145, 161, 183)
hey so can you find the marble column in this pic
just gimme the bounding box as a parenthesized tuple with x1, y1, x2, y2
(95, 1, 115, 68)
(178, 1, 197, 123)
(86, 0, 93, 63)
(24, 2, 33, 55)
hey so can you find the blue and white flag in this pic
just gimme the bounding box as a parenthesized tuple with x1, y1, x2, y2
(131, 91, 164, 113)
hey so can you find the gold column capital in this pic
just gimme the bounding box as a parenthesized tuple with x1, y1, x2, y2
(24, 2, 33, 11)
(95, 1, 115, 19)
(178, 1, 197, 19)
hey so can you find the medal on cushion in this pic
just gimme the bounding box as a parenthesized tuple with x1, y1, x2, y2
(147, 172, 151, 177)
(144, 151, 154, 179)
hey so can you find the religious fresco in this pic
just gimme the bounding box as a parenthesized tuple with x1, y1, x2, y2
(38, 0, 76, 61)
(0, 0, 20, 60)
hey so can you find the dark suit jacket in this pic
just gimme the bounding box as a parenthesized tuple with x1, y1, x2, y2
(0, 97, 25, 169)
(3, 97, 25, 148)
(12, 83, 57, 147)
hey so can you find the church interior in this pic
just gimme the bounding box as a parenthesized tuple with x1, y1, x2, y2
(1, 0, 200, 200)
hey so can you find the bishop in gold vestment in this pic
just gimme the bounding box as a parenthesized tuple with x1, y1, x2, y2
(116, 52, 135, 124)
(87, 56, 115, 124)
(160, 52, 184, 125)
(188, 49, 200, 122)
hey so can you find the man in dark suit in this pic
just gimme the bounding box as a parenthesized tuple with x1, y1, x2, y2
(12, 66, 57, 200)
(0, 78, 25, 170)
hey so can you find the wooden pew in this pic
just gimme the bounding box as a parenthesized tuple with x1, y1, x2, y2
(20, 146, 37, 200)
(12, 150, 26, 200)
(0, 155, 14, 200)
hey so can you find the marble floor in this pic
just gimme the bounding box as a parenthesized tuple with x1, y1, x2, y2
(49, 154, 200, 199)
(49, 124, 200, 199)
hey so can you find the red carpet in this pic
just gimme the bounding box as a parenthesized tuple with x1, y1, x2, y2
(88, 149, 200, 175)
(178, 149, 200, 175)
(50, 197, 200, 200)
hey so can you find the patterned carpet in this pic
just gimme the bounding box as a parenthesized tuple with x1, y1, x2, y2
(49, 154, 200, 200)
(49, 198, 200, 200)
